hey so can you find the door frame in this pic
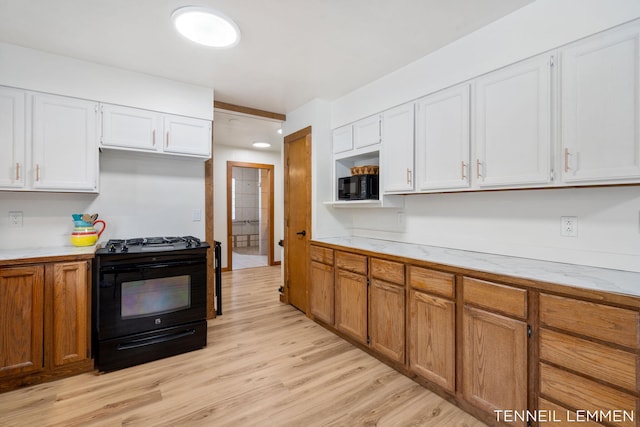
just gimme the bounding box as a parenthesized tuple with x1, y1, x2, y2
(282, 126, 312, 310)
(226, 161, 275, 271)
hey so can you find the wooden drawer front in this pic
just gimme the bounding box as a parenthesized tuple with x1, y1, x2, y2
(540, 293, 640, 349)
(540, 328, 637, 392)
(540, 363, 637, 427)
(463, 277, 527, 319)
(538, 398, 602, 427)
(310, 245, 333, 265)
(408, 266, 454, 299)
(335, 251, 367, 275)
(371, 258, 404, 285)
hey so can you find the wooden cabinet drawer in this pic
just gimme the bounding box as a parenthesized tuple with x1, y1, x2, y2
(335, 251, 367, 275)
(538, 398, 602, 427)
(540, 363, 636, 427)
(540, 329, 637, 392)
(408, 266, 454, 299)
(371, 258, 404, 285)
(463, 277, 527, 319)
(540, 293, 640, 349)
(310, 245, 333, 265)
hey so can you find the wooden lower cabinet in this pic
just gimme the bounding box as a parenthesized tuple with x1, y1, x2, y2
(0, 265, 45, 379)
(462, 306, 528, 427)
(309, 260, 334, 325)
(369, 279, 405, 363)
(309, 242, 640, 427)
(408, 289, 455, 392)
(335, 268, 368, 345)
(51, 261, 91, 367)
(0, 259, 92, 392)
(539, 293, 639, 427)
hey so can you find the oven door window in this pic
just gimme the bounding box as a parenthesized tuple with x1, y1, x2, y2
(121, 275, 191, 319)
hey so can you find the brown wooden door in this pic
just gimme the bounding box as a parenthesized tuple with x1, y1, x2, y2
(283, 127, 311, 312)
(51, 261, 90, 367)
(335, 269, 368, 345)
(409, 289, 455, 392)
(309, 261, 334, 325)
(0, 265, 44, 378)
(462, 305, 528, 427)
(369, 279, 405, 363)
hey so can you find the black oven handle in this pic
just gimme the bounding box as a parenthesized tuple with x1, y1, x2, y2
(101, 259, 205, 273)
(116, 329, 197, 350)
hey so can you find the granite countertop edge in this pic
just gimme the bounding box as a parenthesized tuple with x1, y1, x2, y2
(312, 236, 640, 299)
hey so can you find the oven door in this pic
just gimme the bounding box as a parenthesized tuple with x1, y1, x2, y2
(97, 257, 207, 340)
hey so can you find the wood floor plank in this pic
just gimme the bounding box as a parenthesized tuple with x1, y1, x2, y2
(0, 265, 486, 426)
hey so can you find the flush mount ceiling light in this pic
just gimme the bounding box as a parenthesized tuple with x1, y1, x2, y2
(171, 6, 240, 48)
(252, 142, 271, 148)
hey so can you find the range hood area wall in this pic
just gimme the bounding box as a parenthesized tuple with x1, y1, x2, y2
(0, 150, 206, 250)
(295, 0, 640, 273)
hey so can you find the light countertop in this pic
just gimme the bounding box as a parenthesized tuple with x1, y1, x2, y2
(0, 245, 97, 265)
(312, 236, 640, 298)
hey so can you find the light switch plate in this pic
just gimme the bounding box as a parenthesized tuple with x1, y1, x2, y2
(9, 211, 23, 228)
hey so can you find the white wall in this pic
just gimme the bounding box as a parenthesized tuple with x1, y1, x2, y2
(213, 144, 283, 269)
(0, 42, 213, 120)
(307, 0, 640, 272)
(0, 150, 206, 249)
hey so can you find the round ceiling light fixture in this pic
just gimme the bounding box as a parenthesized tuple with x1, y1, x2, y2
(171, 6, 241, 48)
(252, 141, 271, 148)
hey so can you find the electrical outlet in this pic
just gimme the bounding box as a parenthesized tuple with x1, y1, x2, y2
(561, 216, 577, 237)
(8, 211, 23, 228)
(192, 209, 201, 222)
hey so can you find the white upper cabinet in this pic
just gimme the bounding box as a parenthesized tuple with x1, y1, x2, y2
(0, 86, 26, 189)
(332, 125, 353, 154)
(474, 53, 552, 188)
(416, 84, 470, 191)
(101, 104, 211, 158)
(101, 104, 161, 152)
(560, 22, 640, 184)
(31, 93, 99, 192)
(163, 114, 211, 157)
(382, 103, 415, 192)
(354, 114, 382, 149)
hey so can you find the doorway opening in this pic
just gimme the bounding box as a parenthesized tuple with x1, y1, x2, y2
(227, 161, 275, 270)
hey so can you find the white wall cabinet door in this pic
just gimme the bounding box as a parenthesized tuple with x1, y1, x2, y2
(31, 93, 99, 192)
(163, 115, 211, 157)
(354, 114, 381, 149)
(382, 103, 414, 192)
(0, 86, 26, 189)
(474, 54, 552, 188)
(101, 104, 161, 152)
(416, 84, 470, 191)
(561, 22, 640, 184)
(332, 125, 353, 154)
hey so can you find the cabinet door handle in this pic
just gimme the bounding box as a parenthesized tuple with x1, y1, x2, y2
(152, 129, 156, 146)
(476, 159, 482, 179)
(36, 164, 40, 182)
(406, 168, 412, 184)
(564, 148, 571, 173)
(461, 161, 467, 180)
(15, 163, 20, 181)
(166, 132, 170, 147)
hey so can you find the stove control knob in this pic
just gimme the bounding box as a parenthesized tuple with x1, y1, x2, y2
(121, 245, 129, 253)
(108, 244, 116, 253)
(185, 240, 192, 248)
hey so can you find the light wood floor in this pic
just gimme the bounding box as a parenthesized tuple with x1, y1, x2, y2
(0, 266, 486, 427)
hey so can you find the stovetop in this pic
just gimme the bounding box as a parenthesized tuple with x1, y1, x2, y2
(97, 236, 208, 254)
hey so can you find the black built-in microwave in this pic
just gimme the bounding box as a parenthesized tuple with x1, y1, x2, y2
(338, 174, 379, 200)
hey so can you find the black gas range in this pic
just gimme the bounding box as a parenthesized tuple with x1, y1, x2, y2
(93, 235, 213, 372)
(97, 236, 208, 255)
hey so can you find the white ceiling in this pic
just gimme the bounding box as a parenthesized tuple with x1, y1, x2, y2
(0, 0, 534, 151)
